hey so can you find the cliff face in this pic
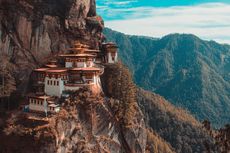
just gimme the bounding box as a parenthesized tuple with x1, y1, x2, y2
(0, 1, 217, 153)
(0, 88, 161, 153)
(0, 61, 175, 153)
(0, 0, 103, 94)
(0, 1, 152, 152)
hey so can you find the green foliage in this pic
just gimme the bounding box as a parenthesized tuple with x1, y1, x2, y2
(146, 129, 175, 153)
(215, 124, 230, 153)
(104, 28, 230, 127)
(101, 62, 137, 126)
(203, 121, 230, 153)
(137, 89, 218, 153)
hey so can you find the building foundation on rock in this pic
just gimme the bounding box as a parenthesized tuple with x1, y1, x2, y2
(27, 41, 118, 114)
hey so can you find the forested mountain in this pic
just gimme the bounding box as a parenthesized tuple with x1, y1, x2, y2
(137, 89, 217, 153)
(102, 63, 217, 153)
(0, 0, 226, 152)
(104, 28, 230, 127)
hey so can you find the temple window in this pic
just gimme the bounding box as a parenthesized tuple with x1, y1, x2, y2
(57, 81, 59, 86)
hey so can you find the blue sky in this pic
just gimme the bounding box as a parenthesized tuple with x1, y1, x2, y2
(96, 0, 230, 44)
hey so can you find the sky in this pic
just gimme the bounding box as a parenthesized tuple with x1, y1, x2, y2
(96, 0, 230, 44)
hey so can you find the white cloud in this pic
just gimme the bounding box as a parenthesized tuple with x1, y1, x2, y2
(105, 3, 230, 44)
(111, 0, 137, 5)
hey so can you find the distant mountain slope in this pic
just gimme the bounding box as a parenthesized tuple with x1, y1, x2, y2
(104, 28, 230, 127)
(102, 63, 217, 153)
(137, 89, 217, 153)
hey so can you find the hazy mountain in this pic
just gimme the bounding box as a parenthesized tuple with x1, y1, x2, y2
(104, 28, 230, 127)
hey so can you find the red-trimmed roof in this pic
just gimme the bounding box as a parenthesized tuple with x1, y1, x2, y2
(70, 67, 101, 71)
(59, 53, 96, 57)
(45, 64, 58, 68)
(85, 49, 100, 52)
(34, 67, 67, 73)
(49, 104, 59, 107)
(68, 47, 85, 51)
(27, 94, 51, 100)
(102, 42, 118, 48)
(34, 68, 49, 72)
(46, 68, 67, 73)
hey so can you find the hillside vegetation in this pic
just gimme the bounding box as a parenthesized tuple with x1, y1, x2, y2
(137, 89, 217, 153)
(102, 63, 217, 153)
(104, 28, 230, 127)
(101, 63, 177, 153)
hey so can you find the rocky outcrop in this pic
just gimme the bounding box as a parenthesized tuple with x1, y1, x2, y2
(0, 88, 174, 153)
(0, 0, 104, 94)
(0, 1, 164, 152)
(0, 65, 176, 153)
(0, 1, 216, 153)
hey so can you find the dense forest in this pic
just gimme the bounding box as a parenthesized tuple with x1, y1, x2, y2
(102, 63, 219, 153)
(137, 89, 217, 153)
(104, 28, 230, 128)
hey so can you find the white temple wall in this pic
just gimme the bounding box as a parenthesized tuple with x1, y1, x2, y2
(44, 77, 64, 97)
(114, 52, 118, 62)
(107, 52, 118, 63)
(76, 62, 86, 68)
(65, 62, 73, 68)
(29, 99, 45, 112)
(48, 106, 60, 113)
(93, 75, 97, 84)
(29, 103, 45, 112)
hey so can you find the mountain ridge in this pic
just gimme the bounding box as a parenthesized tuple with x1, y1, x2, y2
(104, 28, 230, 127)
(0, 1, 224, 152)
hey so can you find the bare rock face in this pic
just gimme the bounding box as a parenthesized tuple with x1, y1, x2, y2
(0, 1, 190, 153)
(0, 0, 104, 94)
(0, 89, 154, 153)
